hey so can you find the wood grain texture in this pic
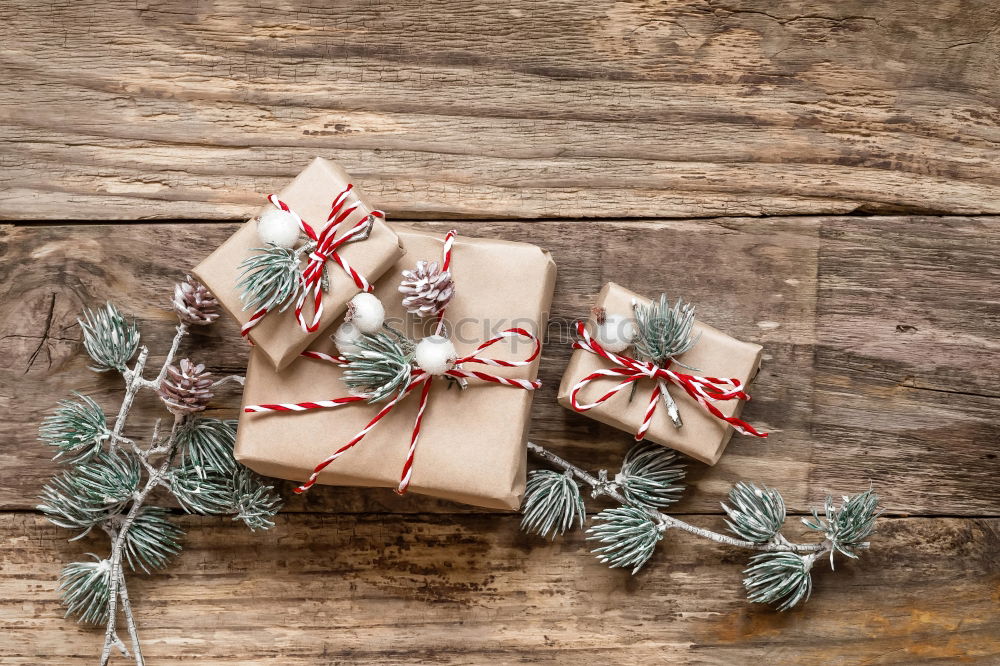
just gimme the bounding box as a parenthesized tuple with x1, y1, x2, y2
(3, 0, 1000, 220)
(1, 218, 997, 516)
(3, 513, 998, 664)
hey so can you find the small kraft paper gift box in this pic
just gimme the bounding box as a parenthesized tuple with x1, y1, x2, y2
(557, 282, 767, 465)
(193, 157, 404, 370)
(236, 227, 557, 509)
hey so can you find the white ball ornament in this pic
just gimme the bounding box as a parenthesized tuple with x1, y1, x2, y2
(257, 208, 301, 249)
(332, 321, 363, 356)
(414, 335, 457, 376)
(595, 314, 635, 353)
(346, 292, 385, 334)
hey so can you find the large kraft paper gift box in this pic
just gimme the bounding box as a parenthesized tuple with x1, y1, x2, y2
(557, 282, 763, 465)
(236, 227, 557, 509)
(193, 157, 404, 371)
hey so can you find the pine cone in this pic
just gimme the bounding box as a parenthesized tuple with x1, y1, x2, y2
(157, 359, 213, 414)
(399, 261, 454, 317)
(173, 276, 219, 326)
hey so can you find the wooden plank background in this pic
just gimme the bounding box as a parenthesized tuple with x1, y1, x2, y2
(1, 1, 998, 664)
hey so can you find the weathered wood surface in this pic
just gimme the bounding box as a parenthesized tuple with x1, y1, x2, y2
(2, 217, 997, 517)
(4, 0, 1000, 220)
(4, 2, 1000, 657)
(3, 513, 998, 664)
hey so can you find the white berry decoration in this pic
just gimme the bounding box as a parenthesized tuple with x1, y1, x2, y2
(257, 208, 301, 248)
(346, 292, 385, 334)
(414, 335, 457, 376)
(595, 313, 636, 353)
(333, 321, 363, 356)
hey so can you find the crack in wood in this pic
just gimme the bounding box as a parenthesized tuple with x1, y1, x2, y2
(24, 293, 57, 374)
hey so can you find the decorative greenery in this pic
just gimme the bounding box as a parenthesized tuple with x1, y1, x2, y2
(523, 442, 880, 611)
(119, 508, 183, 574)
(39, 473, 115, 537)
(231, 466, 283, 531)
(631, 293, 699, 366)
(343, 330, 415, 402)
(743, 551, 815, 611)
(59, 557, 113, 625)
(69, 450, 142, 508)
(521, 444, 684, 542)
(722, 482, 787, 543)
(39, 282, 282, 665)
(79, 303, 140, 372)
(520, 470, 586, 539)
(39, 394, 110, 464)
(617, 444, 685, 509)
(169, 464, 237, 516)
(176, 417, 238, 477)
(628, 294, 700, 426)
(803, 489, 881, 567)
(588, 506, 664, 573)
(236, 244, 304, 314)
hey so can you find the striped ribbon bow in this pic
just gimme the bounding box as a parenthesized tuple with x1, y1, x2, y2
(244, 231, 543, 495)
(241, 185, 385, 337)
(569, 320, 766, 440)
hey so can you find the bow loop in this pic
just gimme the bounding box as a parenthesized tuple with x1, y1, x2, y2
(457, 327, 541, 367)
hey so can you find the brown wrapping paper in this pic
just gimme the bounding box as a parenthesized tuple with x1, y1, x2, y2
(236, 227, 557, 509)
(557, 282, 762, 465)
(193, 158, 404, 371)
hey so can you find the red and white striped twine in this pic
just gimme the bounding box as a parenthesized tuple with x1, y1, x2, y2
(241, 186, 385, 339)
(243, 231, 543, 495)
(568, 320, 767, 440)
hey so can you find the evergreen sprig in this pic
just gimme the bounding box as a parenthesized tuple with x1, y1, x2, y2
(40, 288, 282, 664)
(39, 474, 115, 537)
(38, 451, 141, 537)
(231, 467, 282, 531)
(343, 330, 415, 402)
(617, 444, 685, 509)
(631, 293, 699, 365)
(169, 453, 282, 528)
(518, 444, 684, 546)
(521, 470, 586, 539)
(70, 450, 142, 507)
(743, 551, 814, 611)
(722, 482, 786, 543)
(587, 506, 664, 573)
(39, 394, 110, 464)
(79, 303, 140, 372)
(803, 489, 881, 566)
(169, 464, 237, 515)
(120, 507, 183, 574)
(177, 417, 239, 477)
(59, 556, 113, 624)
(236, 244, 304, 314)
(523, 442, 881, 611)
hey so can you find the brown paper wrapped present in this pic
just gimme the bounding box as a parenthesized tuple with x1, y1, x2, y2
(557, 282, 765, 465)
(193, 158, 404, 370)
(235, 227, 557, 509)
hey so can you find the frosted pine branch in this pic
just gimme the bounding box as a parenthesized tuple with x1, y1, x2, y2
(38, 280, 282, 666)
(524, 442, 880, 611)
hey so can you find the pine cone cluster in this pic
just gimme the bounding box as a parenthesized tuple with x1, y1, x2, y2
(399, 261, 454, 317)
(173, 276, 219, 326)
(157, 359, 213, 414)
